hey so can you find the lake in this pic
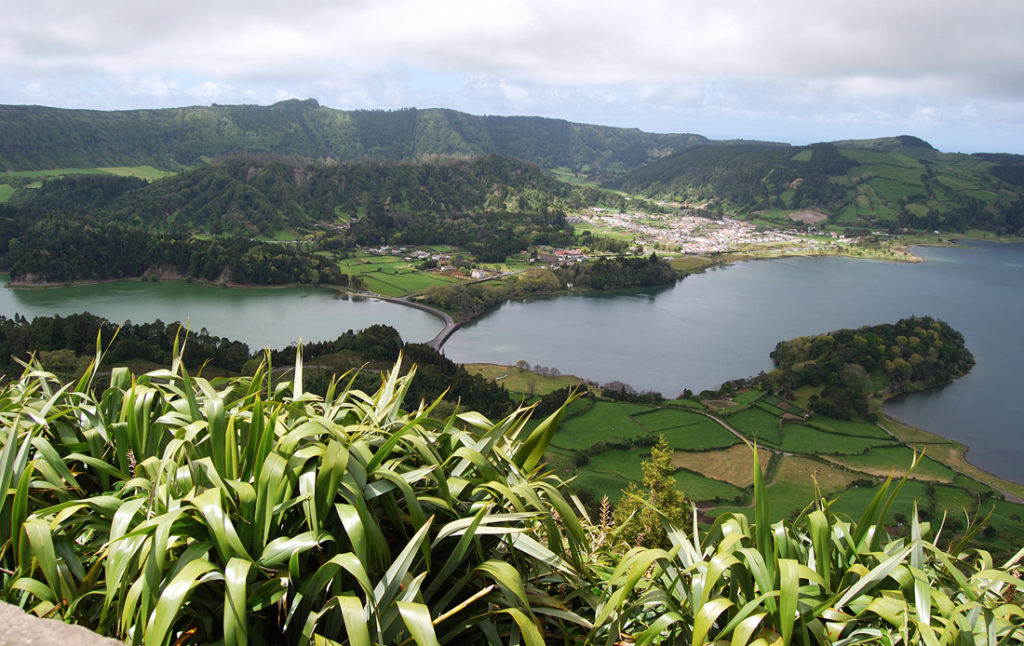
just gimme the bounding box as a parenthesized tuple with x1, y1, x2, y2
(1, 241, 1021, 483)
(443, 240, 1024, 483)
(0, 280, 443, 349)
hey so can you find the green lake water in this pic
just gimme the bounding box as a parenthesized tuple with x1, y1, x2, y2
(0, 280, 443, 349)
(1, 241, 1021, 483)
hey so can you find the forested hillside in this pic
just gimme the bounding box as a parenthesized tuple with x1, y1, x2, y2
(615, 138, 1024, 234)
(0, 155, 586, 282)
(764, 316, 975, 419)
(0, 100, 706, 174)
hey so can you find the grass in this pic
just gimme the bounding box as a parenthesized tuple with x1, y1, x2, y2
(3, 165, 175, 180)
(462, 363, 587, 396)
(673, 469, 746, 503)
(551, 401, 652, 451)
(779, 423, 890, 455)
(880, 416, 1024, 501)
(633, 408, 711, 432)
(725, 407, 783, 445)
(773, 455, 861, 496)
(571, 469, 632, 502)
(671, 444, 770, 488)
(731, 388, 763, 405)
(586, 448, 647, 480)
(659, 421, 740, 451)
(830, 479, 932, 522)
(825, 445, 958, 482)
(807, 416, 891, 439)
(0, 184, 13, 202)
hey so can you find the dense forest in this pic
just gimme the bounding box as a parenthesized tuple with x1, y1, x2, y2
(764, 316, 975, 419)
(0, 100, 709, 174)
(0, 313, 511, 417)
(0, 203, 352, 285)
(0, 155, 586, 283)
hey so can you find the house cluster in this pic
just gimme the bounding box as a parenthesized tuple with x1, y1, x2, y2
(533, 248, 586, 265)
(579, 210, 847, 255)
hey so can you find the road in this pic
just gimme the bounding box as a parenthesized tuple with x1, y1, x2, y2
(384, 296, 459, 350)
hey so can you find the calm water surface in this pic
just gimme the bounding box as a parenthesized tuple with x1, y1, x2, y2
(0, 280, 443, 349)
(1, 243, 1020, 482)
(444, 240, 1024, 483)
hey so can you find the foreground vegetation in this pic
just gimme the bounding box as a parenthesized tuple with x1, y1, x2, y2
(1, 349, 1023, 644)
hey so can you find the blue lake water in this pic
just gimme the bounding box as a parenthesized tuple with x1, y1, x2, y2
(444, 240, 1024, 484)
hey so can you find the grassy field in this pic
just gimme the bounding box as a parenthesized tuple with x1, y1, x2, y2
(659, 421, 739, 451)
(725, 407, 783, 445)
(780, 423, 891, 455)
(633, 408, 711, 432)
(338, 254, 462, 297)
(807, 417, 892, 439)
(3, 165, 175, 180)
(826, 445, 959, 482)
(551, 401, 653, 451)
(0, 184, 13, 202)
(463, 364, 587, 396)
(773, 455, 861, 496)
(732, 388, 764, 405)
(673, 469, 746, 503)
(672, 445, 771, 488)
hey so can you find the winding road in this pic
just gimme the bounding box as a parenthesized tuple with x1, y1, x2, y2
(384, 297, 459, 350)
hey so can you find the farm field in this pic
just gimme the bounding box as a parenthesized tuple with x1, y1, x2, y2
(825, 445, 959, 482)
(779, 423, 891, 455)
(463, 363, 587, 396)
(671, 444, 771, 489)
(2, 165, 175, 180)
(338, 254, 462, 297)
(551, 401, 652, 451)
(468, 361, 1024, 553)
(724, 407, 783, 445)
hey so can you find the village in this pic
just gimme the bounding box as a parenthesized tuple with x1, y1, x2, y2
(574, 207, 852, 255)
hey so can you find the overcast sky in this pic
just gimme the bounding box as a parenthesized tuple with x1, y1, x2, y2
(3, 0, 1023, 153)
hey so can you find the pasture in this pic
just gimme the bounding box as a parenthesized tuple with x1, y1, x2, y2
(671, 444, 771, 488)
(725, 407, 783, 445)
(551, 401, 652, 451)
(826, 445, 958, 482)
(779, 423, 890, 455)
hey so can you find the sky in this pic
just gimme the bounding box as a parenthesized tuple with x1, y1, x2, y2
(3, 0, 1024, 154)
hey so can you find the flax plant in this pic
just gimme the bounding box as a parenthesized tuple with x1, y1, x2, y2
(0, 338, 595, 645)
(589, 450, 1024, 645)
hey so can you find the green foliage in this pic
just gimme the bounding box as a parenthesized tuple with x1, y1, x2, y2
(0, 102, 704, 175)
(556, 254, 676, 291)
(614, 139, 1024, 234)
(767, 316, 974, 420)
(598, 454, 1024, 644)
(0, 351, 593, 644)
(613, 436, 689, 548)
(0, 315, 512, 419)
(0, 351, 1022, 644)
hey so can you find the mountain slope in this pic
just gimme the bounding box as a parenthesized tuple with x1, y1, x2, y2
(615, 139, 1024, 233)
(0, 100, 709, 174)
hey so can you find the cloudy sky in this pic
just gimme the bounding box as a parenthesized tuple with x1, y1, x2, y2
(3, 0, 1024, 153)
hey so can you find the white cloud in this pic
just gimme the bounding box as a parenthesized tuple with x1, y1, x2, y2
(1, 0, 1023, 151)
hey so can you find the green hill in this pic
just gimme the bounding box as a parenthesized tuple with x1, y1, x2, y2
(0, 100, 708, 174)
(615, 139, 1024, 234)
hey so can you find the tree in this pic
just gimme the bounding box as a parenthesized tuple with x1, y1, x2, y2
(613, 435, 688, 548)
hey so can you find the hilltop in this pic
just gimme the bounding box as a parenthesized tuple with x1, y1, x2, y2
(0, 100, 711, 175)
